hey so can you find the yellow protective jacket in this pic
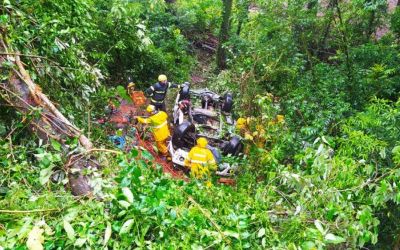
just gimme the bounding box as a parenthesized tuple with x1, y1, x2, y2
(137, 111, 170, 141)
(184, 146, 217, 179)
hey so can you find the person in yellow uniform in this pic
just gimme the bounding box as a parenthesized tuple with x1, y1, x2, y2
(137, 105, 170, 158)
(184, 137, 217, 185)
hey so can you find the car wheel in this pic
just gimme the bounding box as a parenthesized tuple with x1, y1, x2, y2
(208, 145, 222, 164)
(221, 93, 233, 113)
(192, 114, 208, 124)
(222, 136, 243, 156)
(172, 121, 196, 149)
(173, 164, 190, 174)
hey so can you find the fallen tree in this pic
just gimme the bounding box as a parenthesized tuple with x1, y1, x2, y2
(0, 40, 97, 196)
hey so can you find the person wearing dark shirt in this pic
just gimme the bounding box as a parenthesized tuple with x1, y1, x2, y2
(145, 74, 180, 111)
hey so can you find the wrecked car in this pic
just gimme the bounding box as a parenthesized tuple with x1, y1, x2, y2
(168, 83, 243, 174)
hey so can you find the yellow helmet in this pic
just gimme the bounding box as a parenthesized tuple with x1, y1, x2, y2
(158, 74, 167, 82)
(146, 105, 156, 113)
(127, 82, 135, 88)
(196, 137, 208, 148)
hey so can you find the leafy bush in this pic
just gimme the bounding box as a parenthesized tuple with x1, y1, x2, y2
(175, 0, 222, 35)
(3, 0, 400, 248)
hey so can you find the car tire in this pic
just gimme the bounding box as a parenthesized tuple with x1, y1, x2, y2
(172, 121, 196, 149)
(192, 114, 208, 124)
(173, 164, 190, 174)
(222, 136, 243, 156)
(221, 93, 233, 113)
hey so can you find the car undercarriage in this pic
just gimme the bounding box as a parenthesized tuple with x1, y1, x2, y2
(169, 83, 243, 175)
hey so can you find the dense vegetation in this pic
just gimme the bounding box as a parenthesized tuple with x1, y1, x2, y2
(1, 0, 400, 249)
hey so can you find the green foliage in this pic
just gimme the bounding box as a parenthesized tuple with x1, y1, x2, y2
(92, 0, 194, 84)
(0, 138, 386, 249)
(1, 0, 194, 125)
(175, 0, 222, 35)
(2, 0, 400, 248)
(208, 0, 400, 247)
(1, 99, 399, 249)
(391, 7, 400, 38)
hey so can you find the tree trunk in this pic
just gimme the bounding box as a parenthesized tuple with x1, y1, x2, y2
(332, 0, 354, 100)
(236, 19, 243, 36)
(216, 0, 233, 70)
(365, 0, 377, 41)
(236, 0, 250, 36)
(0, 42, 96, 196)
(317, 0, 335, 60)
(367, 9, 376, 40)
(307, 0, 318, 9)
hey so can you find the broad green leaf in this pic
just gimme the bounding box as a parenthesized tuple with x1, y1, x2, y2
(17, 218, 33, 240)
(116, 85, 130, 101)
(379, 148, 386, 159)
(314, 220, 324, 234)
(325, 233, 345, 244)
(118, 200, 131, 209)
(63, 220, 75, 241)
(26, 226, 44, 250)
(392, 146, 400, 164)
(74, 238, 86, 247)
(141, 150, 153, 161)
(50, 139, 62, 152)
(257, 228, 265, 238)
(119, 219, 134, 235)
(223, 230, 240, 239)
(3, 0, 12, 8)
(122, 187, 134, 203)
(322, 136, 329, 145)
(261, 237, 266, 248)
(39, 166, 54, 185)
(392, 146, 400, 154)
(64, 208, 79, 222)
(103, 222, 112, 246)
(371, 232, 378, 244)
(301, 241, 317, 250)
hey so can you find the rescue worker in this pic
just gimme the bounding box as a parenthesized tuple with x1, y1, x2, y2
(127, 79, 146, 106)
(184, 137, 217, 186)
(137, 105, 170, 159)
(145, 74, 180, 111)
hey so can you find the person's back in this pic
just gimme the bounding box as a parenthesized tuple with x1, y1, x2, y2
(146, 74, 178, 111)
(137, 105, 171, 158)
(150, 82, 169, 103)
(185, 138, 217, 179)
(148, 111, 169, 141)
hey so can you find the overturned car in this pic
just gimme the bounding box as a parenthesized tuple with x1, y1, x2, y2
(168, 83, 243, 174)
